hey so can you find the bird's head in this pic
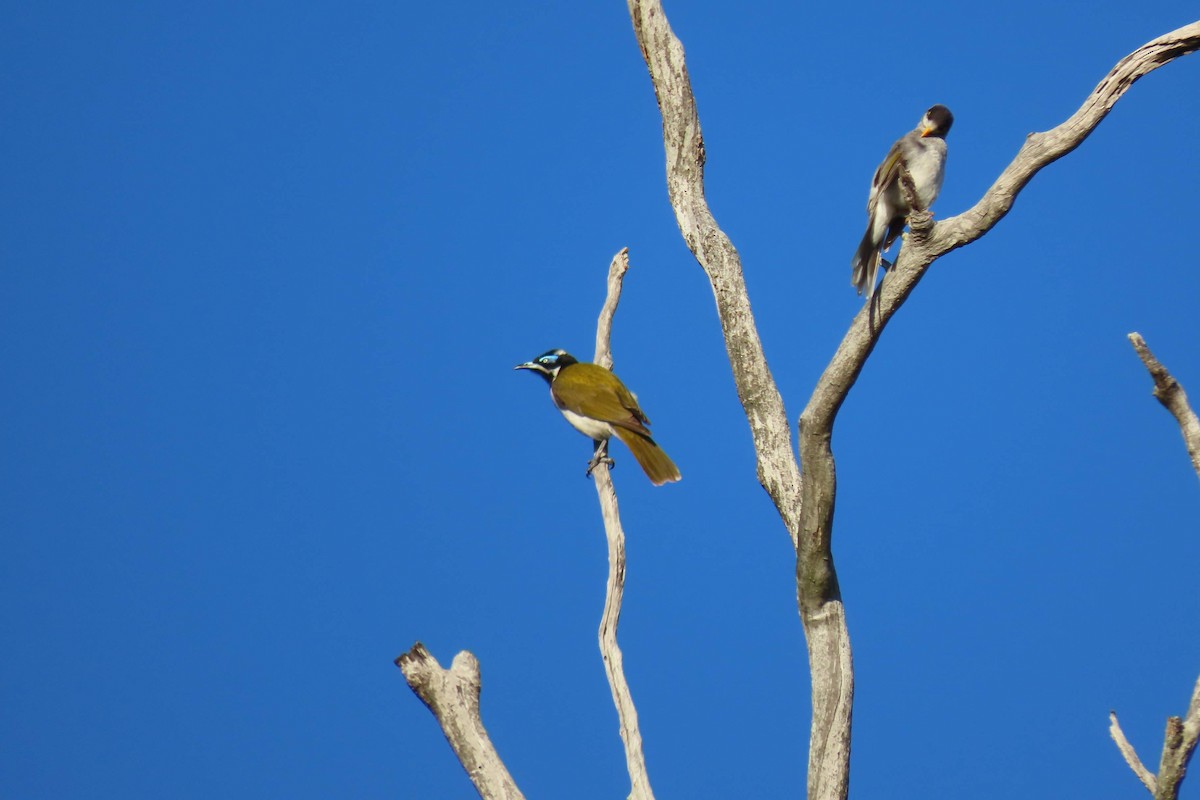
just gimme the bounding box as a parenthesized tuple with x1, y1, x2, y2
(514, 349, 578, 384)
(920, 104, 954, 138)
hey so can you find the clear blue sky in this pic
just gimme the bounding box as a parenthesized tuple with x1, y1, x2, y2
(3, 2, 1198, 798)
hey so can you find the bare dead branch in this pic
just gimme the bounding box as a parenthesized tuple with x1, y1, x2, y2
(808, 21, 1200, 452)
(1128, 333, 1200, 481)
(1110, 710, 1158, 794)
(626, 0, 803, 536)
(1108, 338, 1200, 799)
(794, 29, 1197, 790)
(396, 643, 524, 800)
(626, 2, 844, 798)
(925, 21, 1200, 262)
(1111, 677, 1200, 800)
(589, 249, 655, 800)
(594, 248, 630, 372)
(396, 251, 651, 800)
(627, 5, 1199, 800)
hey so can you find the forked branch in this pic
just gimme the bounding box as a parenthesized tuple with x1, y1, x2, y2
(397, 250, 655, 800)
(396, 643, 524, 800)
(399, 10, 1200, 799)
(626, 1, 840, 796)
(1112, 334, 1200, 798)
(1110, 677, 1200, 799)
(628, 3, 1200, 799)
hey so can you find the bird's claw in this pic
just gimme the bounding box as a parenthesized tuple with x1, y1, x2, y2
(585, 454, 615, 477)
(586, 442, 615, 477)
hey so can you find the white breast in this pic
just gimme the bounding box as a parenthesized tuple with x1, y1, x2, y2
(558, 406, 615, 440)
(906, 139, 947, 209)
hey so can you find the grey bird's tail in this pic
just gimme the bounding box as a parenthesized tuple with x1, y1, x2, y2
(851, 229, 881, 300)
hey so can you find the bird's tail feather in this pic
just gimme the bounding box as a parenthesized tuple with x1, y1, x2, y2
(851, 231, 881, 300)
(614, 428, 681, 486)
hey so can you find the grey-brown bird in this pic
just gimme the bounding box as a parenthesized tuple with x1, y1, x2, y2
(515, 349, 681, 486)
(851, 104, 954, 300)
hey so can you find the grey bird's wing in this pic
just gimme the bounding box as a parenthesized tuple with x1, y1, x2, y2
(866, 133, 911, 216)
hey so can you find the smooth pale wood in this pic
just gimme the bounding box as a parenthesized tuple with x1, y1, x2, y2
(1110, 711, 1158, 794)
(590, 248, 656, 800)
(396, 644, 524, 800)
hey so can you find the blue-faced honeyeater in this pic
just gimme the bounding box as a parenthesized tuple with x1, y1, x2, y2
(515, 349, 681, 486)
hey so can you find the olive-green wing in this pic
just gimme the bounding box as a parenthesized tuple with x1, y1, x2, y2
(551, 363, 653, 437)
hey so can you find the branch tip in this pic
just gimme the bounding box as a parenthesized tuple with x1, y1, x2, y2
(1127, 331, 1200, 482)
(1110, 710, 1158, 794)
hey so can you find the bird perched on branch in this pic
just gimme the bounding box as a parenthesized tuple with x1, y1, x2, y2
(851, 104, 954, 301)
(515, 349, 681, 486)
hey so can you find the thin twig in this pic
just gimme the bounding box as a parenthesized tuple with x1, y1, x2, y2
(590, 248, 654, 800)
(1128, 333, 1200, 482)
(1110, 710, 1157, 794)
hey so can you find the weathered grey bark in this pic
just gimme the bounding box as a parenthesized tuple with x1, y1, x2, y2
(1110, 336, 1200, 798)
(397, 250, 655, 800)
(625, 2, 830, 795)
(627, 3, 1200, 799)
(399, 11, 1200, 798)
(810, 19, 1200, 415)
(1128, 333, 1200, 482)
(1154, 679, 1200, 800)
(589, 248, 656, 800)
(1110, 677, 1200, 799)
(396, 644, 524, 800)
(624, 1, 803, 538)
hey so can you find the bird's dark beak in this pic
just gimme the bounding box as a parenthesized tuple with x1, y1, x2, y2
(514, 362, 535, 371)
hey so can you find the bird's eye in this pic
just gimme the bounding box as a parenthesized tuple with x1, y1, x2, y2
(539, 356, 555, 365)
